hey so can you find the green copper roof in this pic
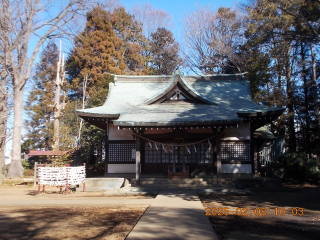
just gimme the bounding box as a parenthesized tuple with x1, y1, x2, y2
(143, 69, 216, 105)
(254, 126, 276, 139)
(76, 72, 284, 127)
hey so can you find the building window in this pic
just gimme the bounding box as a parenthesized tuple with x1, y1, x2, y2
(145, 142, 213, 163)
(109, 142, 136, 162)
(221, 142, 250, 162)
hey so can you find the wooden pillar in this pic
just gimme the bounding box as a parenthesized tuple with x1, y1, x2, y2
(104, 120, 109, 175)
(250, 121, 255, 174)
(216, 133, 222, 186)
(136, 134, 141, 186)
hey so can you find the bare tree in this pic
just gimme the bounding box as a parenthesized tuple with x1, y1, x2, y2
(0, 70, 8, 184)
(131, 2, 173, 39)
(0, 0, 87, 177)
(182, 6, 246, 74)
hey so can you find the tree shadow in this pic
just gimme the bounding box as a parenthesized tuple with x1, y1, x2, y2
(0, 207, 145, 240)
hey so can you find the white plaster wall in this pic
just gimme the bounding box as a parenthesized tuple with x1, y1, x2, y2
(109, 124, 133, 140)
(108, 164, 136, 173)
(222, 164, 252, 173)
(221, 123, 250, 141)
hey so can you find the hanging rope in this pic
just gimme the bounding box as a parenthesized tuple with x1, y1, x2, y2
(132, 132, 221, 147)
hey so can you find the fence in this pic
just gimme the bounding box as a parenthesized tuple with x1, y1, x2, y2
(259, 138, 285, 177)
(34, 162, 55, 185)
(37, 163, 86, 194)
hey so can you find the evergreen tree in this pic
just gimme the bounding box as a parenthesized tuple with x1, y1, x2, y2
(113, 7, 148, 75)
(66, 6, 130, 165)
(24, 41, 58, 151)
(67, 6, 126, 107)
(149, 27, 182, 75)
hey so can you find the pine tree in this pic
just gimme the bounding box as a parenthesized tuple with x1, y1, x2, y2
(149, 27, 182, 75)
(24, 41, 58, 151)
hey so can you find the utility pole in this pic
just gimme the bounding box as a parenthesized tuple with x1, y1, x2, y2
(53, 41, 65, 151)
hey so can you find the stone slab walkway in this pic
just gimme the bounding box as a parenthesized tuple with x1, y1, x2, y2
(126, 190, 218, 240)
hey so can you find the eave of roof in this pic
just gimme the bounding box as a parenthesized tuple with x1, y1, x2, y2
(74, 71, 285, 128)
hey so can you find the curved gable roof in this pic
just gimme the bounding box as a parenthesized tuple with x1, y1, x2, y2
(75, 72, 285, 127)
(143, 69, 216, 105)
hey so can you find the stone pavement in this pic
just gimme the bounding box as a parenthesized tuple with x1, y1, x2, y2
(126, 190, 218, 240)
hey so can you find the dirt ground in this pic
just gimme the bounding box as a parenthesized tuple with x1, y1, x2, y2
(0, 178, 148, 240)
(200, 183, 320, 240)
(0, 206, 145, 240)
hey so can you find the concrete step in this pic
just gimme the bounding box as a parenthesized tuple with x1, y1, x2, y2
(139, 178, 204, 181)
(140, 179, 205, 183)
(139, 184, 210, 189)
(80, 178, 125, 191)
(141, 183, 208, 187)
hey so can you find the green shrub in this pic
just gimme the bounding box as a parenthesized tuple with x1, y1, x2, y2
(21, 159, 33, 170)
(274, 152, 320, 181)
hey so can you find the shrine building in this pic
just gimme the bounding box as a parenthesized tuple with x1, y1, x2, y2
(75, 70, 284, 185)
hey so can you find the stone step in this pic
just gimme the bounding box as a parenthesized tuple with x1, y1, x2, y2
(141, 183, 208, 187)
(138, 179, 205, 184)
(139, 184, 210, 189)
(138, 178, 204, 181)
(80, 178, 124, 191)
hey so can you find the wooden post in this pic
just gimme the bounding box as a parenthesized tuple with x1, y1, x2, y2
(105, 120, 109, 175)
(250, 121, 255, 174)
(66, 164, 69, 195)
(37, 163, 41, 194)
(136, 134, 141, 186)
(34, 162, 38, 185)
(216, 133, 222, 186)
(83, 163, 86, 192)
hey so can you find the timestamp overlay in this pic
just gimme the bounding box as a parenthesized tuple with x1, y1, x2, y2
(205, 207, 304, 217)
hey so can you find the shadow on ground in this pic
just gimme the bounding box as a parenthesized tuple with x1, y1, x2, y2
(0, 207, 146, 240)
(199, 186, 320, 240)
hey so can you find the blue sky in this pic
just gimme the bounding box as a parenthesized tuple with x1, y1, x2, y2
(121, 0, 241, 41)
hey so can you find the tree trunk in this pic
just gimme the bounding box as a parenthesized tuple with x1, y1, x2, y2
(310, 43, 320, 145)
(300, 42, 310, 153)
(285, 45, 296, 152)
(53, 58, 61, 151)
(0, 75, 7, 184)
(7, 86, 24, 177)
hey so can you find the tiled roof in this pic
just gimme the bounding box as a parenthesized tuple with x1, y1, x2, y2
(76, 72, 284, 127)
(27, 150, 67, 156)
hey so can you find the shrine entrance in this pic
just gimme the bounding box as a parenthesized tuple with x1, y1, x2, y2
(142, 137, 215, 176)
